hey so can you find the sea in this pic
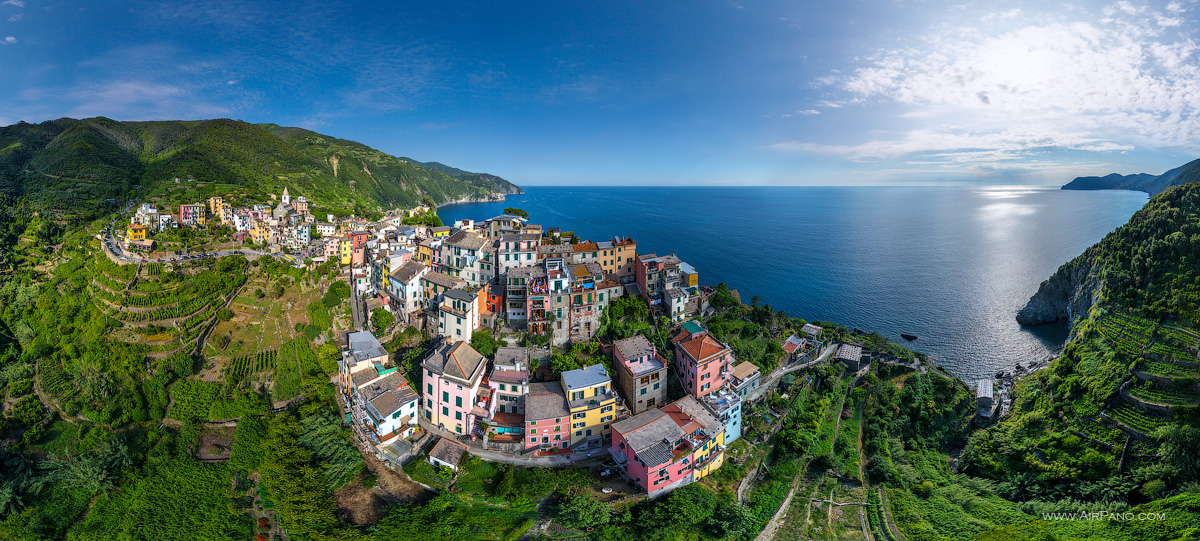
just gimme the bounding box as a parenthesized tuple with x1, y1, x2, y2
(437, 186, 1148, 384)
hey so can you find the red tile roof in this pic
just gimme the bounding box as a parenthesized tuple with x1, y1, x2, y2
(675, 333, 730, 364)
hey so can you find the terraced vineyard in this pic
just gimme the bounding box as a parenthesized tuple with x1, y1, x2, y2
(1138, 359, 1200, 378)
(1106, 403, 1167, 434)
(272, 337, 322, 402)
(1095, 314, 1151, 356)
(1128, 383, 1198, 405)
(1076, 418, 1127, 449)
(225, 349, 278, 384)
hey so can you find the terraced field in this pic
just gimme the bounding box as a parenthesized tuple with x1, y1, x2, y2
(1106, 403, 1167, 434)
(1128, 384, 1199, 405)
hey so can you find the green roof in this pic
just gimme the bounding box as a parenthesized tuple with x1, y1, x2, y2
(682, 321, 704, 335)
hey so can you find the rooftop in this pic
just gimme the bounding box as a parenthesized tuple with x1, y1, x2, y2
(423, 341, 488, 383)
(390, 260, 427, 283)
(560, 363, 610, 392)
(508, 266, 547, 279)
(525, 381, 569, 420)
(493, 346, 531, 369)
(674, 330, 731, 364)
(801, 323, 824, 337)
(429, 437, 468, 467)
(732, 361, 760, 381)
(422, 271, 464, 289)
(368, 385, 418, 419)
(835, 344, 863, 362)
(666, 395, 724, 437)
(611, 409, 685, 467)
(348, 331, 388, 364)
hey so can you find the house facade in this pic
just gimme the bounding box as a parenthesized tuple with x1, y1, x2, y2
(561, 364, 617, 449)
(525, 381, 570, 451)
(612, 335, 667, 415)
(421, 341, 489, 436)
(672, 321, 734, 399)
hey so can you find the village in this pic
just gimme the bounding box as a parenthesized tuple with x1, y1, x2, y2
(117, 192, 963, 501)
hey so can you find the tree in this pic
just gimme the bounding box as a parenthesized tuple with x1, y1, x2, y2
(556, 493, 610, 529)
(705, 498, 755, 539)
(503, 207, 529, 219)
(1155, 424, 1200, 481)
(710, 283, 738, 311)
(471, 328, 499, 357)
(371, 308, 394, 332)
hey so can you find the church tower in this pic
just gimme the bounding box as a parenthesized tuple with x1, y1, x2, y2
(281, 186, 292, 206)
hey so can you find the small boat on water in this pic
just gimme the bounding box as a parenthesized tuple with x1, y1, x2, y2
(900, 333, 918, 341)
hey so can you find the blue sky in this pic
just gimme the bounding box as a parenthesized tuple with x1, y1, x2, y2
(1, 0, 1197, 186)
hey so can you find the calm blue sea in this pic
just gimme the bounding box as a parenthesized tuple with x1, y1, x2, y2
(438, 186, 1147, 383)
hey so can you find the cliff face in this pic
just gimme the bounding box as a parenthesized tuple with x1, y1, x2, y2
(1016, 249, 1105, 328)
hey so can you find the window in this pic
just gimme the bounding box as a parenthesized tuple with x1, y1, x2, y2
(555, 435, 561, 441)
(575, 430, 582, 436)
(455, 411, 462, 420)
(701, 382, 710, 391)
(499, 383, 506, 391)
(555, 418, 561, 423)
(426, 398, 432, 408)
(654, 382, 660, 390)
(442, 406, 449, 416)
(573, 422, 585, 428)
(442, 391, 449, 402)
(640, 388, 646, 395)
(601, 405, 613, 413)
(529, 428, 535, 435)
(455, 396, 462, 408)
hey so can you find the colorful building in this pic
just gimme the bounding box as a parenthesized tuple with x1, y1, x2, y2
(672, 321, 734, 399)
(178, 203, 206, 227)
(612, 335, 667, 415)
(421, 340, 489, 436)
(560, 364, 617, 449)
(525, 381, 570, 452)
(609, 395, 726, 496)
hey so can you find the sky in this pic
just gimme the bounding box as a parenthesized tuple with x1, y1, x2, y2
(1, 0, 1198, 186)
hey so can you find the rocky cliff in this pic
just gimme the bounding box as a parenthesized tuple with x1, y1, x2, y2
(1016, 247, 1105, 328)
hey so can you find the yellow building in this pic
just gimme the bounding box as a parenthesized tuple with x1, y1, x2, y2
(416, 239, 435, 264)
(560, 364, 617, 448)
(206, 196, 232, 226)
(340, 238, 352, 265)
(127, 223, 146, 242)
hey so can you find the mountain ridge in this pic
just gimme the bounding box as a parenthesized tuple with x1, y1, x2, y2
(1062, 157, 1200, 196)
(0, 117, 522, 221)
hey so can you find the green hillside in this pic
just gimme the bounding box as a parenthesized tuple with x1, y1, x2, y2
(967, 179, 1200, 512)
(0, 117, 522, 223)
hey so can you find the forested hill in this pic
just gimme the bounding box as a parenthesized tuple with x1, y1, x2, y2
(1062, 157, 1200, 196)
(968, 177, 1200, 516)
(0, 117, 522, 222)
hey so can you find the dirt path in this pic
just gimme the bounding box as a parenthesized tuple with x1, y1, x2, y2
(756, 371, 860, 540)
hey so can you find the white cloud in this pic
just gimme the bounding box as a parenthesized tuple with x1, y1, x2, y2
(783, 2, 1200, 167)
(797, 109, 820, 115)
(65, 81, 231, 119)
(0, 0, 25, 7)
(8, 14, 21, 21)
(2, 36, 14, 44)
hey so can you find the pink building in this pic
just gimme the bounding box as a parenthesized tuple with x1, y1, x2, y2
(524, 381, 570, 452)
(609, 396, 724, 496)
(672, 321, 734, 399)
(421, 341, 489, 436)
